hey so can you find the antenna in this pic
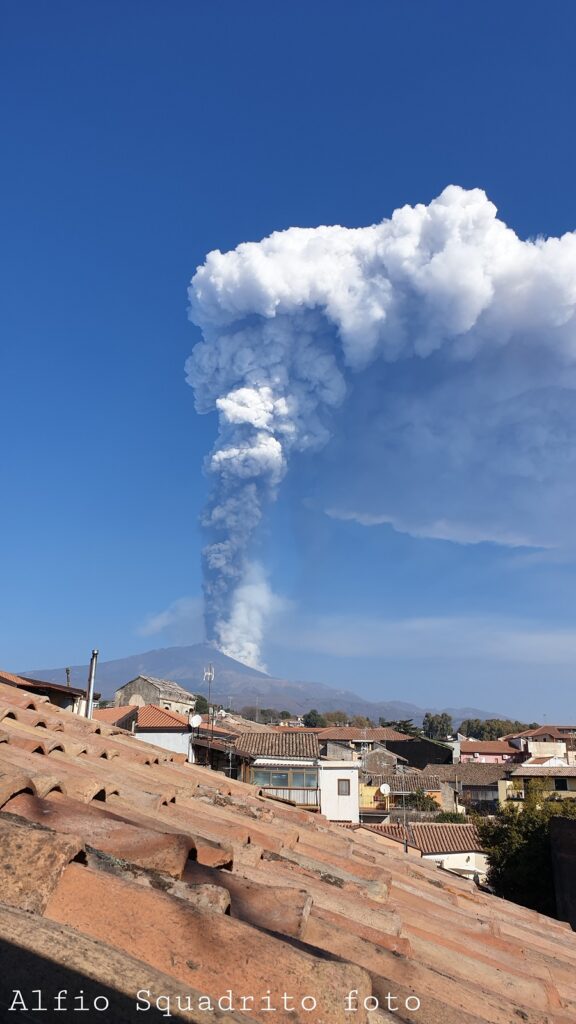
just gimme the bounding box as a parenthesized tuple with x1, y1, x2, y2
(203, 664, 215, 759)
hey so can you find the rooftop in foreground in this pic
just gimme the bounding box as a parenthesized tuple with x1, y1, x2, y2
(0, 675, 575, 1023)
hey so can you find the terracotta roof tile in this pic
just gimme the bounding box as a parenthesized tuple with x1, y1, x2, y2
(460, 741, 517, 754)
(0, 679, 574, 1023)
(317, 726, 410, 741)
(234, 731, 320, 758)
(92, 704, 138, 726)
(369, 772, 441, 792)
(409, 823, 484, 855)
(424, 762, 511, 785)
(136, 703, 190, 728)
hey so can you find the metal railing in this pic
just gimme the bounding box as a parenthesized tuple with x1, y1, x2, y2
(260, 786, 320, 806)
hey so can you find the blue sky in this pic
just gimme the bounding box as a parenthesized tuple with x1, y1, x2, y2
(2, 1, 576, 719)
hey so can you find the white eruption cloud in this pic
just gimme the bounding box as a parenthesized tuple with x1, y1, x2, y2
(187, 185, 576, 667)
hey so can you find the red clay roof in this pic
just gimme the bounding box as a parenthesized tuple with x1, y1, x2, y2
(460, 741, 517, 754)
(0, 677, 575, 1024)
(136, 704, 189, 728)
(93, 705, 138, 727)
(317, 726, 410, 741)
(361, 822, 483, 855)
(369, 773, 441, 793)
(234, 731, 320, 759)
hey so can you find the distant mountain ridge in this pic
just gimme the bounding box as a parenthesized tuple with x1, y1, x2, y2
(26, 642, 502, 726)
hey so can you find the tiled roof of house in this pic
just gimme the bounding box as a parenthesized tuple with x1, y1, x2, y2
(460, 741, 517, 754)
(510, 764, 576, 777)
(1, 676, 576, 1023)
(0, 669, 88, 698)
(410, 823, 484, 855)
(234, 731, 320, 759)
(136, 704, 190, 729)
(425, 762, 512, 785)
(501, 726, 572, 741)
(92, 705, 138, 727)
(368, 773, 441, 793)
(362, 823, 484, 855)
(317, 727, 410, 741)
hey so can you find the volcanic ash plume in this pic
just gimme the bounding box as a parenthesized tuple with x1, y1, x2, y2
(187, 185, 576, 668)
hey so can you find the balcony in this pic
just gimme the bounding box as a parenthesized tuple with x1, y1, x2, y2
(259, 786, 320, 807)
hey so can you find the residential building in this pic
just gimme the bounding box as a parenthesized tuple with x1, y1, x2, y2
(425, 762, 511, 813)
(499, 765, 576, 805)
(0, 668, 98, 713)
(502, 726, 576, 764)
(459, 740, 519, 764)
(385, 734, 454, 769)
(316, 726, 409, 761)
(359, 772, 442, 822)
(114, 674, 197, 715)
(358, 823, 488, 881)
(234, 731, 359, 821)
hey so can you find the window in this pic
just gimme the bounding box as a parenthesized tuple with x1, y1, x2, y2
(555, 778, 568, 791)
(337, 778, 351, 796)
(270, 772, 289, 787)
(251, 768, 318, 789)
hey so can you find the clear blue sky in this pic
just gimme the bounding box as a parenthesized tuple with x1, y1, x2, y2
(2, 1, 576, 719)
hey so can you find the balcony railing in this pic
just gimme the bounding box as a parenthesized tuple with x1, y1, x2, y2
(260, 786, 320, 806)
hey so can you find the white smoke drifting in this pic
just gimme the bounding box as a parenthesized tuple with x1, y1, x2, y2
(187, 185, 576, 667)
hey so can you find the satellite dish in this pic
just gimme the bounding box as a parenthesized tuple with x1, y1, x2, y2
(190, 714, 202, 728)
(379, 783, 391, 796)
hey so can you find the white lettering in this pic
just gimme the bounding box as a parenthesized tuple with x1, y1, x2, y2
(8, 991, 28, 1012)
(301, 996, 317, 1012)
(218, 990, 233, 1011)
(93, 996, 110, 1013)
(406, 996, 421, 1012)
(136, 990, 151, 1012)
(156, 995, 172, 1018)
(345, 990, 359, 1011)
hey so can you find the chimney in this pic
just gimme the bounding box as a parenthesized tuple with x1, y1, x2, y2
(85, 649, 99, 719)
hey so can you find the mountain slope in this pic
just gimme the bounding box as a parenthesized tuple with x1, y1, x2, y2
(26, 643, 502, 725)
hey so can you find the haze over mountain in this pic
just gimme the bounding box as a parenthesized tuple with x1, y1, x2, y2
(27, 643, 501, 726)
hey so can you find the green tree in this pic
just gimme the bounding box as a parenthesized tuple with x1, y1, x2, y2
(350, 715, 375, 728)
(477, 790, 576, 916)
(403, 789, 439, 811)
(303, 709, 327, 728)
(422, 712, 453, 739)
(459, 717, 540, 740)
(324, 710, 349, 725)
(379, 718, 420, 736)
(279, 710, 292, 719)
(194, 694, 209, 715)
(435, 811, 467, 823)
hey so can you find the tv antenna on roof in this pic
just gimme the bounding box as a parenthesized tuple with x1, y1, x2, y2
(203, 664, 215, 758)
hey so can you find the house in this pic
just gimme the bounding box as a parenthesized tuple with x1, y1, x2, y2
(500, 764, 576, 806)
(0, 668, 98, 713)
(234, 731, 359, 822)
(384, 734, 454, 769)
(459, 740, 519, 764)
(359, 772, 442, 822)
(92, 704, 138, 729)
(358, 823, 488, 882)
(502, 726, 576, 764)
(114, 674, 197, 715)
(425, 762, 512, 813)
(316, 726, 410, 761)
(1, 677, 576, 1021)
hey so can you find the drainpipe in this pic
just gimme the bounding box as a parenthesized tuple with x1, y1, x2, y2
(85, 649, 99, 719)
